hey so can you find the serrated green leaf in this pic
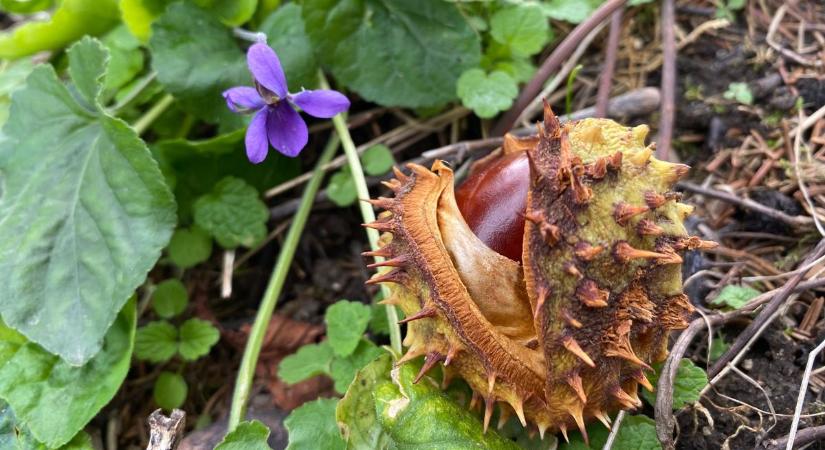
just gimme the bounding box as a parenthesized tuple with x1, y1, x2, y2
(303, 0, 481, 108)
(457, 68, 518, 118)
(611, 415, 661, 450)
(541, 0, 602, 24)
(167, 226, 213, 269)
(361, 144, 395, 176)
(337, 354, 519, 449)
(329, 339, 383, 394)
(326, 170, 358, 207)
(0, 300, 135, 448)
(135, 321, 178, 363)
(154, 371, 188, 410)
(285, 398, 344, 450)
(193, 177, 269, 249)
(0, 0, 119, 59)
(325, 301, 371, 357)
(0, 37, 175, 364)
(216, 420, 273, 450)
(644, 359, 707, 410)
(278, 341, 335, 385)
(149, 1, 248, 128)
(258, 3, 318, 92)
(490, 4, 551, 57)
(712, 285, 760, 309)
(152, 279, 189, 319)
(178, 318, 220, 360)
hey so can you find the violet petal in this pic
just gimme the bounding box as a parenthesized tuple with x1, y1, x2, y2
(245, 108, 270, 164)
(266, 103, 308, 158)
(247, 43, 288, 98)
(291, 89, 350, 118)
(223, 86, 264, 112)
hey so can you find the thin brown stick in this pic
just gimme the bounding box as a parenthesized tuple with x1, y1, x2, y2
(596, 9, 624, 118)
(678, 181, 815, 229)
(709, 239, 825, 377)
(765, 424, 825, 450)
(492, 0, 627, 135)
(657, 0, 677, 161)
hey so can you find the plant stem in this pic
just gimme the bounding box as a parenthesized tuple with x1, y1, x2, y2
(320, 73, 403, 355)
(132, 94, 174, 135)
(227, 135, 340, 431)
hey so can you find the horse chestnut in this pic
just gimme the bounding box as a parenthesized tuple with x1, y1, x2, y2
(455, 147, 530, 261)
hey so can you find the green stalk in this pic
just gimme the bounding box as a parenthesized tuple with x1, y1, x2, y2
(132, 94, 174, 135)
(320, 73, 403, 355)
(227, 135, 340, 431)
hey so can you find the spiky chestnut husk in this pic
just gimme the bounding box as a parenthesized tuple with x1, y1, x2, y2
(364, 105, 715, 442)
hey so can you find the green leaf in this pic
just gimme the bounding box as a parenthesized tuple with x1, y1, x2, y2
(492, 56, 536, 84)
(154, 371, 188, 410)
(135, 321, 178, 363)
(610, 415, 661, 450)
(541, 0, 602, 24)
(178, 318, 220, 360)
(215, 420, 273, 450)
(258, 3, 318, 92)
(361, 144, 395, 176)
(167, 226, 213, 269)
(712, 284, 760, 309)
(100, 25, 145, 96)
(193, 0, 257, 26)
(122, 0, 255, 42)
(149, 1, 248, 128)
(152, 279, 189, 319)
(0, 300, 136, 448)
(457, 69, 518, 118)
(153, 131, 300, 223)
(0, 0, 53, 14)
(278, 341, 335, 385)
(120, 0, 172, 42)
(326, 170, 358, 207)
(329, 340, 383, 394)
(723, 82, 753, 105)
(285, 398, 344, 450)
(193, 177, 269, 249)
(325, 301, 371, 357)
(490, 4, 551, 57)
(0, 58, 35, 131)
(303, 0, 481, 108)
(643, 359, 707, 410)
(0, 37, 176, 364)
(0, 0, 120, 59)
(368, 303, 390, 336)
(337, 354, 519, 449)
(0, 400, 94, 449)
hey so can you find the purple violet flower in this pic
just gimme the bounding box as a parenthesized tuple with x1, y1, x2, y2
(222, 43, 350, 163)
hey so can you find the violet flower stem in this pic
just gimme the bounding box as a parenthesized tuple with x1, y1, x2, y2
(132, 94, 174, 135)
(320, 73, 403, 355)
(227, 134, 340, 432)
